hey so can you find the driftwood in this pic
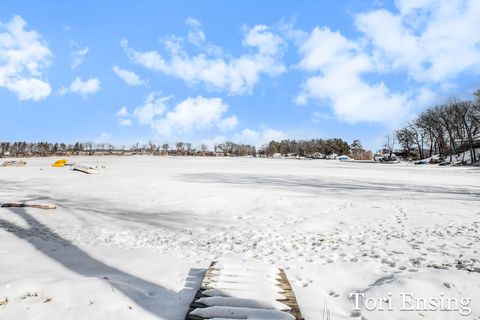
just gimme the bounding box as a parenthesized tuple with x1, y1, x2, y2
(1, 203, 56, 210)
(73, 165, 98, 174)
(1, 160, 27, 167)
(0, 297, 8, 306)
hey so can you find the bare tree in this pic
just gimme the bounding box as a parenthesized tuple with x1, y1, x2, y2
(396, 128, 416, 159)
(162, 143, 169, 156)
(185, 143, 192, 155)
(175, 142, 184, 155)
(200, 143, 208, 156)
(147, 141, 158, 154)
(384, 132, 396, 159)
(393, 90, 480, 164)
(452, 100, 480, 163)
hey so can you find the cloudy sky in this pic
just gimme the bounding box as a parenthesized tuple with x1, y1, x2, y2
(1, 1, 479, 149)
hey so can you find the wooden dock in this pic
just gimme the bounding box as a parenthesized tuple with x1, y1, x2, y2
(186, 262, 304, 320)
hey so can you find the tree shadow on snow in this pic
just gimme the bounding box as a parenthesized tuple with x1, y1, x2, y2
(177, 172, 480, 201)
(0, 206, 206, 319)
(0, 178, 223, 231)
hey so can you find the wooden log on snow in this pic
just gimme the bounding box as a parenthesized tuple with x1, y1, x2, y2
(73, 165, 99, 174)
(1, 203, 56, 210)
(1, 160, 27, 167)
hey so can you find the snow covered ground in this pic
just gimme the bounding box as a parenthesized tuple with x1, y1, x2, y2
(0, 156, 479, 320)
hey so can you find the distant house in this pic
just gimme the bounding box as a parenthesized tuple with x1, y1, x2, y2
(313, 152, 325, 159)
(381, 153, 397, 162)
(454, 134, 480, 149)
(393, 149, 419, 159)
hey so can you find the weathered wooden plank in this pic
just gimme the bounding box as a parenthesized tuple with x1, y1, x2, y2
(185, 262, 305, 320)
(276, 268, 305, 320)
(1, 203, 56, 210)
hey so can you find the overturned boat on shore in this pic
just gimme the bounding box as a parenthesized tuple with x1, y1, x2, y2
(72, 164, 99, 174)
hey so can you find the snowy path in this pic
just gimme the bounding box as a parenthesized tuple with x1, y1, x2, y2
(0, 156, 479, 319)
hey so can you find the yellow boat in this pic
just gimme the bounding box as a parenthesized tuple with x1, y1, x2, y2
(52, 159, 68, 167)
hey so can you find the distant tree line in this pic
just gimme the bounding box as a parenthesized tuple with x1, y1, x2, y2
(214, 142, 256, 156)
(0, 138, 372, 159)
(258, 138, 372, 159)
(0, 140, 258, 157)
(0, 141, 120, 157)
(395, 90, 480, 162)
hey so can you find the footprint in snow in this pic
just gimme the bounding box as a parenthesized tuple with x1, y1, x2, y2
(350, 310, 362, 317)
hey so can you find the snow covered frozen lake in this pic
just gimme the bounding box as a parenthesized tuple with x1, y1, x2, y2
(0, 156, 479, 319)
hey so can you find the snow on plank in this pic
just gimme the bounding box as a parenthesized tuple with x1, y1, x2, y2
(185, 262, 304, 320)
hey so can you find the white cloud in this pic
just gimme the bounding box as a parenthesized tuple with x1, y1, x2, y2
(236, 128, 259, 141)
(297, 27, 363, 72)
(112, 65, 145, 86)
(121, 22, 285, 95)
(415, 87, 436, 107)
(296, 27, 409, 123)
(186, 18, 205, 46)
(262, 128, 288, 141)
(7, 78, 52, 101)
(131, 94, 238, 136)
(70, 42, 89, 69)
(355, 1, 480, 82)
(217, 115, 239, 131)
(0, 15, 52, 101)
(243, 25, 286, 56)
(234, 127, 287, 146)
(292, 1, 480, 124)
(133, 92, 168, 125)
(116, 106, 129, 117)
(67, 77, 101, 96)
(115, 106, 132, 126)
(153, 96, 238, 136)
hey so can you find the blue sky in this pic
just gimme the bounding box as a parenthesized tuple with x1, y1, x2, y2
(1, 1, 479, 150)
